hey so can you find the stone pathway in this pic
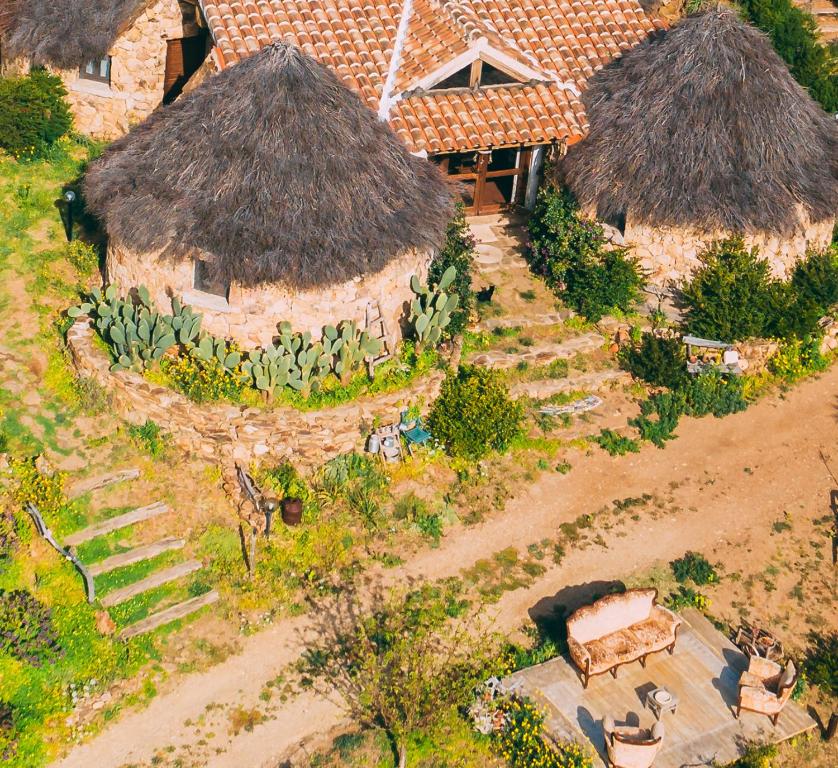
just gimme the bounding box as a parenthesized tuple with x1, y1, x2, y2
(470, 332, 605, 369)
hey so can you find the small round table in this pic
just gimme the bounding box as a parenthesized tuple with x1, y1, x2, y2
(646, 687, 679, 720)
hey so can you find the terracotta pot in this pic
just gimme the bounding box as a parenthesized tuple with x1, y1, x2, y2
(281, 497, 303, 526)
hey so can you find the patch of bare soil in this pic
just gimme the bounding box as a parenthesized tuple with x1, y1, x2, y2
(50, 366, 838, 768)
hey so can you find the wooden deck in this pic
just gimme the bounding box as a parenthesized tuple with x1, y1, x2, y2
(508, 609, 816, 768)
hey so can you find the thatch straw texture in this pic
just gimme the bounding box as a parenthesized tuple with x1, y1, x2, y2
(561, 8, 838, 235)
(83, 43, 454, 290)
(2, 0, 146, 68)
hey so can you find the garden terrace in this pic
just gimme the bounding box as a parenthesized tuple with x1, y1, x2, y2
(508, 609, 816, 768)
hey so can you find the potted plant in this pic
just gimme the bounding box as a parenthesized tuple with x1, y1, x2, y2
(263, 461, 307, 526)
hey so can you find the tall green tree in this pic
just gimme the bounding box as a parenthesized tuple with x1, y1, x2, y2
(740, 0, 838, 112)
(298, 585, 496, 768)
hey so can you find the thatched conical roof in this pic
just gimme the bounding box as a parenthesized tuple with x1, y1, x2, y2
(561, 8, 838, 235)
(84, 43, 454, 290)
(2, 0, 147, 68)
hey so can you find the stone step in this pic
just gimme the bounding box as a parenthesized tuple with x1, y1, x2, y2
(64, 502, 170, 546)
(67, 468, 140, 499)
(469, 332, 605, 369)
(511, 369, 631, 400)
(88, 537, 185, 576)
(118, 590, 219, 640)
(474, 311, 572, 332)
(100, 560, 203, 607)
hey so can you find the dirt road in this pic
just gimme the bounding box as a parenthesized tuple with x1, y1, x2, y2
(52, 366, 838, 768)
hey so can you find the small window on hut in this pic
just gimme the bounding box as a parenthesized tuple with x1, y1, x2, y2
(193, 260, 229, 299)
(80, 57, 112, 85)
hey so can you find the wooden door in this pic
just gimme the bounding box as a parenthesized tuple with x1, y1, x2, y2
(163, 33, 207, 104)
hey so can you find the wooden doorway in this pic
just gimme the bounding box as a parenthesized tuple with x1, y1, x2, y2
(163, 32, 208, 104)
(433, 147, 532, 215)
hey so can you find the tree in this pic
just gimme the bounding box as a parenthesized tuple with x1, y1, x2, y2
(740, 0, 838, 112)
(298, 584, 497, 768)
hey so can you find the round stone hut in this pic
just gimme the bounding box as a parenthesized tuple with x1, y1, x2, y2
(560, 9, 838, 285)
(83, 43, 453, 349)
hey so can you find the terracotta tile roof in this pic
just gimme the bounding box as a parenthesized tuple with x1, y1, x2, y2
(198, 0, 663, 153)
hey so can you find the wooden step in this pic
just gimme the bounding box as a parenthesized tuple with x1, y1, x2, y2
(68, 468, 140, 499)
(88, 537, 185, 576)
(64, 502, 169, 546)
(118, 590, 219, 639)
(100, 560, 203, 607)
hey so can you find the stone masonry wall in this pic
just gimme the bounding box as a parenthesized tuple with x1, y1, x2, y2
(66, 319, 445, 468)
(57, 0, 200, 138)
(107, 242, 432, 350)
(626, 217, 834, 286)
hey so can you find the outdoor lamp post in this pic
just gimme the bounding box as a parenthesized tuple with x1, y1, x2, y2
(63, 190, 76, 242)
(262, 497, 279, 539)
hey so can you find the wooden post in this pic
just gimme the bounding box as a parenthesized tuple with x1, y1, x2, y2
(249, 525, 257, 580)
(826, 713, 837, 741)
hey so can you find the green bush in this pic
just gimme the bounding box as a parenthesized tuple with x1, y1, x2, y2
(8, 457, 66, 519)
(428, 365, 524, 459)
(741, 0, 838, 113)
(670, 551, 718, 585)
(802, 631, 838, 697)
(664, 585, 710, 612)
(527, 186, 642, 321)
(0, 69, 72, 160)
(429, 204, 475, 338)
(0, 590, 62, 665)
(258, 461, 309, 500)
(127, 420, 167, 458)
(791, 247, 838, 311)
(591, 429, 640, 456)
(768, 335, 829, 382)
(681, 237, 776, 341)
(621, 333, 688, 388)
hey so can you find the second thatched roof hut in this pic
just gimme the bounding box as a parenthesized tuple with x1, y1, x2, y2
(83, 42, 454, 349)
(560, 8, 838, 284)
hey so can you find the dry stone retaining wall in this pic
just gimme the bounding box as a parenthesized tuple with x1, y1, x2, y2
(67, 319, 444, 468)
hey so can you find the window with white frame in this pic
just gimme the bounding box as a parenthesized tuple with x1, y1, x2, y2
(80, 56, 112, 85)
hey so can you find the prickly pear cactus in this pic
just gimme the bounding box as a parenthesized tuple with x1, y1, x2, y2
(242, 345, 294, 399)
(330, 320, 383, 385)
(408, 267, 460, 352)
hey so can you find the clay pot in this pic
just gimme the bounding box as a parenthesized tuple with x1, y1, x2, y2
(281, 498, 303, 526)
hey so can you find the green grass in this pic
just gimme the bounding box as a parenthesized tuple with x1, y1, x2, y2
(75, 525, 137, 563)
(107, 575, 211, 628)
(94, 550, 183, 596)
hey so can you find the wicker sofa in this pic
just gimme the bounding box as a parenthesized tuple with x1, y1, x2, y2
(566, 588, 682, 688)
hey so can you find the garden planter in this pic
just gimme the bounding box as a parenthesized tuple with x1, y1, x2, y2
(281, 497, 303, 526)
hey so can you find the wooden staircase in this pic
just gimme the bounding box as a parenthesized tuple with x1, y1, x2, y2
(60, 468, 218, 639)
(365, 300, 392, 375)
(795, 0, 838, 41)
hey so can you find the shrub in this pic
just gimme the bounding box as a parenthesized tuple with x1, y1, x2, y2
(802, 631, 838, 697)
(740, 0, 838, 113)
(680, 237, 776, 341)
(428, 365, 524, 459)
(527, 186, 642, 321)
(258, 461, 309, 500)
(591, 429, 640, 456)
(161, 352, 246, 403)
(64, 240, 99, 277)
(621, 333, 688, 388)
(494, 696, 593, 768)
(0, 589, 62, 665)
(670, 551, 718, 585)
(768, 336, 829, 382)
(429, 203, 475, 338)
(0, 69, 72, 160)
(728, 742, 778, 768)
(665, 586, 710, 612)
(127, 420, 167, 458)
(682, 370, 748, 418)
(791, 247, 838, 312)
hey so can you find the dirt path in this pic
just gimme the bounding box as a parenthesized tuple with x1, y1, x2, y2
(52, 367, 838, 768)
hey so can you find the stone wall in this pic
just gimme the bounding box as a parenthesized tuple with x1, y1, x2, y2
(107, 242, 432, 350)
(57, 0, 201, 138)
(66, 319, 445, 468)
(625, 217, 834, 286)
